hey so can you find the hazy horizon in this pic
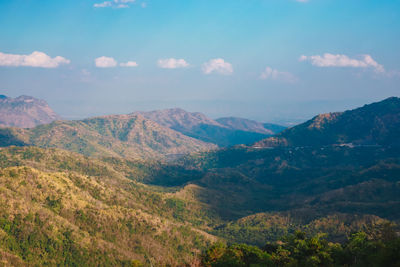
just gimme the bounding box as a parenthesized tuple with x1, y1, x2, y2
(1, 92, 388, 126)
(1, 0, 399, 123)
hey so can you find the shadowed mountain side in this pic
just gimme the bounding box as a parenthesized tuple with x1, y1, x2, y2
(216, 117, 285, 135)
(179, 124, 271, 147)
(134, 108, 273, 146)
(254, 97, 400, 148)
(0, 114, 216, 160)
(263, 123, 287, 134)
(148, 145, 400, 221)
(0, 128, 27, 147)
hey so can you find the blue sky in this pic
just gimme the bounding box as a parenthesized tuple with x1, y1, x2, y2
(0, 0, 399, 123)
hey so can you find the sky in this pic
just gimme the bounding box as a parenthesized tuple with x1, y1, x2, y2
(0, 0, 399, 123)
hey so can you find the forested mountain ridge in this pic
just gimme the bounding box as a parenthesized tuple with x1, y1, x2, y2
(159, 145, 400, 221)
(135, 108, 276, 146)
(0, 95, 61, 128)
(0, 114, 216, 160)
(255, 97, 400, 148)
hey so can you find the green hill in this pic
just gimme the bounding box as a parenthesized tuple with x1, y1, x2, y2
(255, 97, 400, 148)
(0, 146, 218, 266)
(156, 145, 400, 221)
(0, 114, 216, 160)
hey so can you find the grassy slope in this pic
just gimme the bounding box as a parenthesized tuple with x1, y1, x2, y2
(0, 147, 218, 266)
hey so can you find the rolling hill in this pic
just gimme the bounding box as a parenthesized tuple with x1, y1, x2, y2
(0, 114, 216, 160)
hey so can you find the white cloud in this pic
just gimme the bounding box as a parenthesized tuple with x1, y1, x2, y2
(157, 58, 189, 69)
(94, 1, 112, 7)
(0, 51, 70, 68)
(120, 61, 138, 67)
(95, 56, 117, 68)
(202, 58, 233, 75)
(94, 0, 135, 8)
(300, 53, 384, 73)
(260, 67, 297, 83)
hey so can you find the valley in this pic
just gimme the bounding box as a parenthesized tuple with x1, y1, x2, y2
(0, 96, 399, 266)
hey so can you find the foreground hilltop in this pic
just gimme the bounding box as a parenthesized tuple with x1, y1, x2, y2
(0, 114, 216, 160)
(0, 95, 61, 128)
(255, 97, 400, 148)
(0, 146, 216, 266)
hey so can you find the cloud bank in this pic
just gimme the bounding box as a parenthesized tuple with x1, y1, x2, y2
(202, 58, 233, 75)
(0, 51, 70, 68)
(300, 53, 384, 73)
(157, 58, 189, 69)
(260, 67, 297, 83)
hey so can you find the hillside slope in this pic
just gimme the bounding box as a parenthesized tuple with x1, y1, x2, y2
(0, 95, 61, 128)
(161, 145, 400, 221)
(0, 114, 215, 160)
(255, 97, 400, 148)
(0, 146, 218, 266)
(135, 108, 271, 146)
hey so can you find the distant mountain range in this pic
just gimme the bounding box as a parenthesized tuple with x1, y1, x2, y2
(255, 97, 400, 148)
(135, 108, 285, 146)
(0, 95, 285, 150)
(0, 95, 61, 128)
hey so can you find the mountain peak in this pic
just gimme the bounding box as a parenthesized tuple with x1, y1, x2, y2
(0, 95, 61, 128)
(255, 97, 400, 148)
